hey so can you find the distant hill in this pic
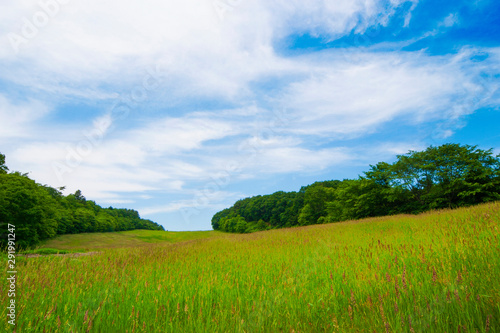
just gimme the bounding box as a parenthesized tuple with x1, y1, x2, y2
(38, 229, 220, 251)
(213, 143, 500, 233)
(0, 152, 164, 248)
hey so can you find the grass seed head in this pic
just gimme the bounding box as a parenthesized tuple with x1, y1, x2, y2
(402, 265, 408, 291)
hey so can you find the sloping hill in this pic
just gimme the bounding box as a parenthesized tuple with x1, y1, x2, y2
(39, 229, 222, 251)
(6, 202, 499, 332)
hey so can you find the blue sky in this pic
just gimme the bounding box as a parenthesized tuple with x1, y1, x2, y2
(1, 0, 499, 231)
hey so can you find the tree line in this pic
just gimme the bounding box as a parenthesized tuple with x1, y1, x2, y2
(212, 144, 500, 233)
(0, 153, 164, 248)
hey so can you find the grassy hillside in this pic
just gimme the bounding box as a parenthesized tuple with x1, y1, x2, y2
(38, 230, 221, 251)
(2, 203, 499, 332)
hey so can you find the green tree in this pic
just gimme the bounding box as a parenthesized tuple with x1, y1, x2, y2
(74, 190, 86, 202)
(298, 182, 338, 225)
(0, 155, 164, 247)
(0, 173, 58, 248)
(298, 204, 315, 226)
(0, 153, 8, 174)
(213, 143, 500, 233)
(234, 215, 247, 233)
(365, 144, 500, 211)
(326, 179, 396, 221)
(96, 211, 117, 232)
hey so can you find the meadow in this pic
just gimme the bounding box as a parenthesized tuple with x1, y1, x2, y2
(38, 230, 221, 251)
(2, 202, 499, 332)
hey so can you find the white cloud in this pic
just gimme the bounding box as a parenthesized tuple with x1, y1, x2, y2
(371, 141, 426, 157)
(0, 95, 50, 139)
(140, 201, 197, 216)
(402, 1, 419, 28)
(129, 116, 239, 154)
(250, 146, 353, 174)
(230, 135, 352, 174)
(440, 13, 459, 28)
(140, 190, 244, 216)
(279, 50, 490, 138)
(264, 0, 409, 38)
(0, 0, 415, 102)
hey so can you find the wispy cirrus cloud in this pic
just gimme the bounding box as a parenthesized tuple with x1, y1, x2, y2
(279, 49, 494, 138)
(0, 94, 51, 139)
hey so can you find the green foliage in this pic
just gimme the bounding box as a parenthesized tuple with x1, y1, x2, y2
(213, 191, 304, 232)
(0, 173, 59, 248)
(219, 215, 248, 233)
(0, 153, 8, 174)
(214, 143, 500, 233)
(366, 144, 500, 210)
(298, 181, 339, 225)
(0, 155, 164, 248)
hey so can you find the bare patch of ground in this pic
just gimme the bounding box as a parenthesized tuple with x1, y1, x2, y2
(19, 251, 100, 258)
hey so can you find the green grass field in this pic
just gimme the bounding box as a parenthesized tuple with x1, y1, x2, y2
(2, 202, 499, 332)
(38, 230, 221, 251)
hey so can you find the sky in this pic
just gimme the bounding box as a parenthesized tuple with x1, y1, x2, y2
(1, 0, 499, 231)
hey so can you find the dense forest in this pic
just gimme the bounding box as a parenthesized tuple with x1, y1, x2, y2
(212, 144, 500, 233)
(0, 153, 164, 248)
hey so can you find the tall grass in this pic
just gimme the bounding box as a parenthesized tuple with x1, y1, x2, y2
(2, 202, 499, 332)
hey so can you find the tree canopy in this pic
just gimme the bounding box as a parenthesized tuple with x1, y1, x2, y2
(0, 153, 8, 174)
(212, 144, 500, 233)
(0, 154, 164, 248)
